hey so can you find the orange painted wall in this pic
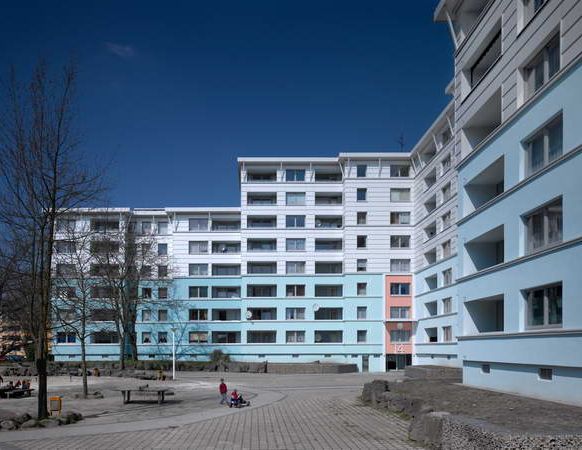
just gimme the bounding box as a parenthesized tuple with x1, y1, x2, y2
(385, 274, 413, 354)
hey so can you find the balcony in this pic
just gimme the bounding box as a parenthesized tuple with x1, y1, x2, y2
(314, 171, 342, 182)
(314, 239, 343, 251)
(247, 193, 277, 205)
(247, 285, 277, 297)
(464, 155, 504, 214)
(247, 239, 277, 252)
(211, 242, 240, 254)
(212, 331, 240, 344)
(212, 309, 241, 321)
(314, 262, 342, 274)
(315, 193, 342, 205)
(212, 220, 241, 231)
(247, 171, 276, 182)
(247, 262, 277, 275)
(315, 216, 342, 229)
(424, 248, 437, 265)
(424, 195, 437, 215)
(247, 216, 276, 229)
(314, 285, 343, 297)
(247, 308, 277, 320)
(461, 88, 501, 154)
(314, 307, 343, 320)
(212, 287, 241, 299)
(464, 225, 504, 274)
(465, 294, 504, 334)
(212, 264, 241, 276)
(424, 222, 437, 241)
(424, 169, 437, 191)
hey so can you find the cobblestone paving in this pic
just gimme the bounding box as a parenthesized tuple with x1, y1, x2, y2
(9, 391, 417, 449)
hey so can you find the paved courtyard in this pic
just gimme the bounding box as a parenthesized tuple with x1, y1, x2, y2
(0, 372, 419, 449)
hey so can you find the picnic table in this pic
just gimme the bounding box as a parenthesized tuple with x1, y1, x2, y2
(0, 388, 34, 399)
(115, 386, 173, 405)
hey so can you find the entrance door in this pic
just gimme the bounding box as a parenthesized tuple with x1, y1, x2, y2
(396, 354, 406, 370)
(362, 355, 369, 372)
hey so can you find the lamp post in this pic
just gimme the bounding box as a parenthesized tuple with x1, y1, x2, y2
(170, 327, 177, 380)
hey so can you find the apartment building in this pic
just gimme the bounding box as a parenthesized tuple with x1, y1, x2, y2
(434, 0, 582, 403)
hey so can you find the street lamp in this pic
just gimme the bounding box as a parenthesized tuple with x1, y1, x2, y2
(170, 327, 177, 380)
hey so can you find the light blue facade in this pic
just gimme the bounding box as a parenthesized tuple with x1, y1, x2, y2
(456, 59, 582, 404)
(53, 273, 386, 372)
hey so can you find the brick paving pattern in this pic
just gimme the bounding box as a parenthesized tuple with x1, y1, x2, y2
(9, 393, 417, 449)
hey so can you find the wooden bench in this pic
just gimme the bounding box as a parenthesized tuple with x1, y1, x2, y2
(115, 387, 173, 405)
(2, 388, 34, 399)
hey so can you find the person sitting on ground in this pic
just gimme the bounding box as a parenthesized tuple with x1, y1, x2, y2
(14, 380, 21, 388)
(238, 393, 250, 407)
(6, 381, 14, 390)
(21, 380, 29, 390)
(229, 389, 239, 408)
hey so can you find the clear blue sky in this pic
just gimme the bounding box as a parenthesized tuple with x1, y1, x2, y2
(2, 1, 452, 207)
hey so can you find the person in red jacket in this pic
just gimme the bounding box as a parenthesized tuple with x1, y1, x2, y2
(219, 378, 228, 405)
(229, 389, 239, 408)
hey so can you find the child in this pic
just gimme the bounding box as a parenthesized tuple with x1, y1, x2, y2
(229, 389, 239, 408)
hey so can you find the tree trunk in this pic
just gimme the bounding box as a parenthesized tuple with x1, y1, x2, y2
(119, 335, 126, 370)
(35, 338, 48, 419)
(81, 337, 88, 398)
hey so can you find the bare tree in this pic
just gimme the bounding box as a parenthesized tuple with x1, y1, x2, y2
(90, 217, 172, 369)
(0, 61, 104, 419)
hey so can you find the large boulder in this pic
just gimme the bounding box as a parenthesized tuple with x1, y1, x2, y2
(13, 413, 32, 425)
(361, 380, 390, 403)
(39, 418, 60, 428)
(20, 419, 38, 429)
(62, 411, 83, 423)
(0, 420, 17, 431)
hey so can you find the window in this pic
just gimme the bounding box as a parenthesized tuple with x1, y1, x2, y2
(524, 0, 548, 23)
(158, 332, 168, 344)
(315, 262, 342, 274)
(286, 284, 305, 297)
(539, 367, 553, 381)
(482, 364, 491, 374)
(441, 155, 451, 173)
(157, 221, 168, 234)
(314, 330, 342, 343)
(314, 285, 343, 297)
(212, 241, 240, 254)
(357, 330, 367, 343)
(524, 34, 560, 99)
(390, 259, 410, 272)
(55, 240, 75, 254)
(525, 198, 562, 253)
(390, 188, 411, 202)
(158, 265, 168, 278)
(247, 192, 277, 205)
(286, 192, 306, 206)
(56, 219, 76, 232)
(356, 259, 367, 272)
(390, 211, 410, 225)
(524, 116, 563, 176)
(142, 288, 152, 299)
(247, 331, 276, 343)
(442, 269, 453, 286)
(286, 169, 305, 182)
(212, 331, 240, 343)
(142, 332, 152, 344)
(389, 330, 411, 342)
(286, 238, 305, 251)
(158, 309, 168, 321)
(189, 309, 208, 321)
(443, 297, 452, 314)
(470, 29, 501, 88)
(189, 264, 208, 276)
(390, 283, 410, 296)
(248, 262, 277, 274)
(91, 219, 119, 232)
(286, 215, 305, 228)
(441, 211, 452, 229)
(189, 286, 208, 298)
(142, 309, 152, 321)
(390, 307, 410, 319)
(189, 218, 208, 231)
(286, 261, 305, 274)
(390, 235, 410, 248)
(357, 212, 367, 224)
(442, 240, 452, 259)
(247, 308, 277, 320)
(443, 326, 453, 342)
(286, 331, 305, 343)
(90, 308, 116, 321)
(357, 306, 367, 319)
(212, 220, 240, 231)
(315, 239, 342, 251)
(91, 331, 119, 344)
(357, 283, 367, 296)
(441, 183, 452, 203)
(390, 165, 410, 177)
(248, 239, 276, 251)
(357, 235, 367, 248)
(357, 188, 367, 201)
(286, 308, 305, 320)
(189, 241, 208, 254)
(141, 222, 152, 234)
(189, 332, 208, 344)
(247, 285, 277, 297)
(212, 264, 241, 276)
(315, 216, 342, 229)
(212, 286, 240, 298)
(247, 216, 276, 228)
(356, 164, 367, 177)
(158, 287, 168, 299)
(213, 309, 240, 321)
(56, 332, 76, 344)
(526, 283, 562, 328)
(156, 243, 168, 257)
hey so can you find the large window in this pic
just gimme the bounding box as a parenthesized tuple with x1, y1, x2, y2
(247, 239, 277, 252)
(390, 165, 410, 177)
(390, 283, 410, 296)
(212, 264, 241, 276)
(524, 116, 563, 176)
(390, 235, 410, 248)
(526, 283, 562, 329)
(314, 285, 343, 297)
(189, 309, 208, 321)
(286, 308, 305, 320)
(286, 169, 305, 182)
(390, 307, 410, 319)
(357, 283, 367, 296)
(524, 34, 560, 99)
(357, 212, 367, 225)
(443, 326, 453, 342)
(390, 329, 411, 343)
(390, 188, 411, 202)
(247, 262, 277, 274)
(356, 164, 367, 177)
(189, 241, 208, 254)
(189, 263, 208, 276)
(357, 306, 367, 319)
(314, 307, 343, 320)
(212, 242, 240, 254)
(442, 269, 453, 286)
(356, 259, 367, 272)
(356, 235, 367, 248)
(247, 331, 276, 343)
(525, 198, 562, 254)
(390, 259, 410, 272)
(315, 262, 342, 274)
(390, 211, 410, 225)
(286, 261, 305, 274)
(92, 331, 119, 344)
(357, 330, 367, 343)
(189, 286, 208, 298)
(189, 332, 208, 344)
(55, 240, 75, 254)
(247, 285, 277, 297)
(157, 243, 168, 256)
(286, 192, 306, 206)
(286, 215, 305, 228)
(286, 238, 305, 251)
(286, 331, 305, 343)
(314, 330, 342, 343)
(189, 218, 208, 231)
(286, 284, 305, 297)
(357, 188, 367, 201)
(212, 287, 241, 298)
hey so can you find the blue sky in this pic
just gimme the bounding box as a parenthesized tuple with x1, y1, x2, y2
(2, 1, 452, 207)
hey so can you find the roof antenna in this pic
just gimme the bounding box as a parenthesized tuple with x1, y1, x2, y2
(396, 133, 405, 152)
